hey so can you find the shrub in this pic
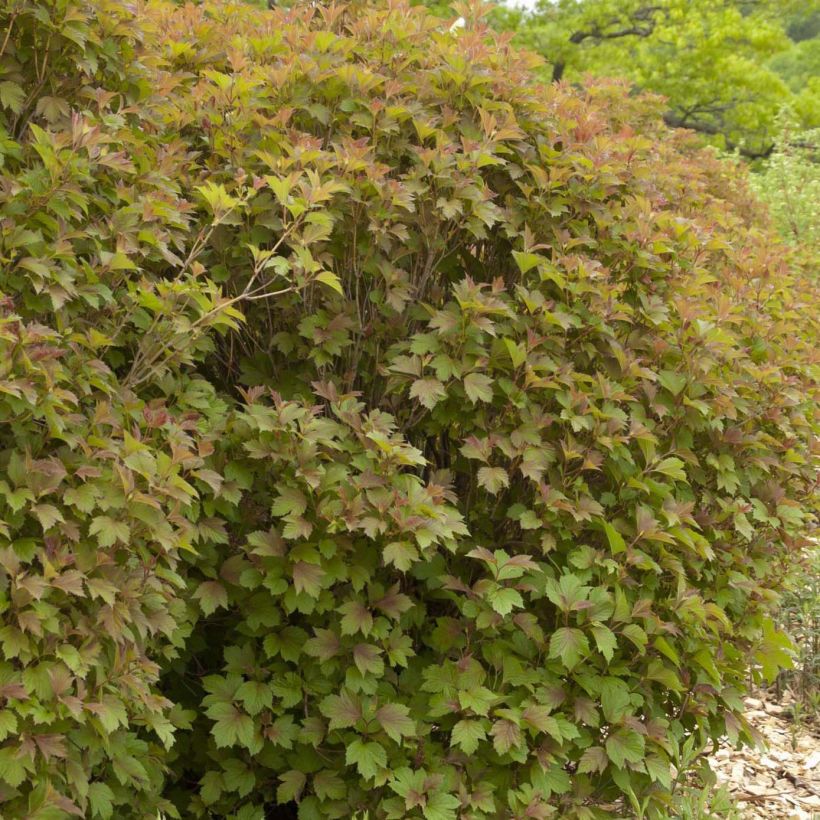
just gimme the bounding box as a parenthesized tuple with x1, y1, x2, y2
(0, 1, 817, 818)
(775, 545, 820, 718)
(750, 115, 820, 266)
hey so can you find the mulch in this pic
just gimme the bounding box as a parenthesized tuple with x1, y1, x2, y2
(710, 691, 820, 819)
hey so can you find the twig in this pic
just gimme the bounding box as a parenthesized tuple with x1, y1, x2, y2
(734, 788, 805, 801)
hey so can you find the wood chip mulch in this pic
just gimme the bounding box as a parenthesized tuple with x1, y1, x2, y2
(710, 692, 820, 819)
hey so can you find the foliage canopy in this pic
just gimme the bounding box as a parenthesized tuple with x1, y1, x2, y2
(0, 1, 817, 818)
(487, 0, 819, 159)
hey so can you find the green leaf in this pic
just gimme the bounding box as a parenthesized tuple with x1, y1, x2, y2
(602, 521, 626, 555)
(549, 627, 589, 670)
(353, 643, 384, 676)
(277, 770, 306, 803)
(423, 790, 461, 820)
(410, 378, 446, 410)
(693, 647, 721, 682)
(32, 503, 64, 531)
(292, 561, 325, 597)
(755, 619, 795, 683)
(600, 678, 632, 723)
(476, 466, 509, 495)
(503, 338, 526, 368)
(56, 644, 84, 674)
(0, 82, 24, 113)
(210, 703, 255, 749)
(316, 270, 344, 295)
(577, 745, 608, 775)
(87, 782, 115, 819)
(200, 771, 222, 805)
(450, 719, 486, 754)
(383, 541, 419, 571)
(271, 487, 307, 517)
(107, 251, 137, 271)
(649, 655, 684, 689)
(89, 516, 131, 547)
(658, 370, 687, 396)
(486, 585, 523, 616)
(236, 681, 273, 716)
(512, 250, 542, 274)
(521, 705, 562, 741)
(319, 691, 361, 730)
(621, 623, 647, 652)
(0, 746, 27, 787)
(653, 636, 681, 667)
(304, 628, 341, 662)
(64, 484, 100, 513)
(345, 739, 386, 780)
(591, 624, 617, 662)
(193, 581, 229, 616)
(734, 511, 754, 541)
(532, 763, 572, 796)
(463, 372, 493, 403)
(314, 769, 346, 801)
(339, 601, 373, 636)
(0, 711, 16, 742)
(89, 697, 127, 734)
(196, 181, 240, 215)
(654, 457, 687, 482)
(457, 685, 496, 716)
(645, 754, 672, 788)
(490, 718, 521, 754)
(222, 758, 255, 797)
(375, 702, 415, 742)
(544, 573, 590, 612)
(605, 729, 645, 768)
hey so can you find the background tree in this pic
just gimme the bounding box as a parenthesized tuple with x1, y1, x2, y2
(750, 115, 820, 260)
(451, 0, 820, 159)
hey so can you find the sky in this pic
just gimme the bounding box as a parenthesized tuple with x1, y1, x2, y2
(504, 0, 540, 11)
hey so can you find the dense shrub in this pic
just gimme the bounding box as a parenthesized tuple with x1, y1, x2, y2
(0, 1, 816, 818)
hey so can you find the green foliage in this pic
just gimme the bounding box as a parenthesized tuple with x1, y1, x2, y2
(0, 0, 817, 818)
(495, 0, 819, 158)
(775, 544, 820, 716)
(750, 116, 820, 262)
(769, 37, 820, 94)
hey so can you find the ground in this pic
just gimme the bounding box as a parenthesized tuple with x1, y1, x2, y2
(711, 691, 820, 818)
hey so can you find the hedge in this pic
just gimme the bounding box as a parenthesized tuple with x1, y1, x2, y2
(0, 1, 816, 818)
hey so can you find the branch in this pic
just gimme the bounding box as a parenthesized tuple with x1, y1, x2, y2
(569, 23, 657, 45)
(552, 5, 663, 82)
(663, 112, 774, 160)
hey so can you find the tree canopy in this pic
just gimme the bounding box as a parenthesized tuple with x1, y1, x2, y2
(469, 0, 820, 158)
